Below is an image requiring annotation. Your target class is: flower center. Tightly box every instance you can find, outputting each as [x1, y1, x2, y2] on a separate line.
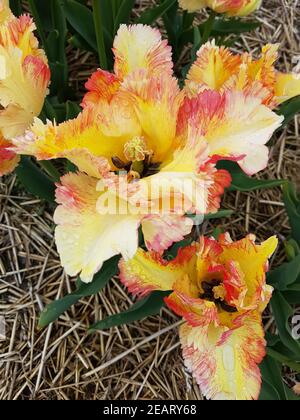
[111, 136, 160, 180]
[124, 136, 151, 163]
[199, 279, 237, 313]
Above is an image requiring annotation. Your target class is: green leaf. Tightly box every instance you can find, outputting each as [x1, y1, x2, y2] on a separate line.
[63, 0, 97, 50]
[204, 209, 234, 220]
[268, 255, 300, 291]
[217, 161, 286, 192]
[39, 256, 120, 328]
[283, 182, 300, 245]
[16, 157, 55, 202]
[277, 96, 300, 126]
[260, 356, 288, 400]
[212, 18, 260, 34]
[270, 291, 300, 356]
[267, 348, 300, 373]
[89, 291, 170, 332]
[138, 0, 177, 25]
[114, 0, 135, 33]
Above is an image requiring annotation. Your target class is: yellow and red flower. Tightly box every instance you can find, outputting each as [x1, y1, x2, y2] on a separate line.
[0, 0, 50, 176]
[119, 233, 278, 400]
[13, 25, 282, 282]
[179, 0, 261, 16]
[186, 41, 300, 108]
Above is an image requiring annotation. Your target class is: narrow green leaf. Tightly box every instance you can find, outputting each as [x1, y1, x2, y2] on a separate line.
[92, 0, 108, 69]
[260, 356, 287, 400]
[277, 96, 300, 126]
[16, 157, 55, 202]
[39, 256, 120, 328]
[204, 209, 234, 220]
[217, 161, 286, 192]
[114, 0, 135, 33]
[283, 182, 300, 245]
[267, 348, 300, 373]
[212, 18, 260, 34]
[270, 291, 300, 355]
[89, 291, 170, 332]
[63, 0, 97, 50]
[138, 0, 177, 25]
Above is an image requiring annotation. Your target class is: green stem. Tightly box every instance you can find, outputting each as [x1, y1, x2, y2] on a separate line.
[202, 11, 216, 44]
[39, 161, 61, 182]
[28, 0, 49, 55]
[92, 0, 108, 70]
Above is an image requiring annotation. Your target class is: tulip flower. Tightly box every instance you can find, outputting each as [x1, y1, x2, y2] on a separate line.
[0, 0, 50, 175]
[119, 233, 278, 400]
[179, 0, 261, 16]
[13, 25, 282, 283]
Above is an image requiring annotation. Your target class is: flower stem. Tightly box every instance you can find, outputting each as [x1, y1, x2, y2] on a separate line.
[92, 0, 108, 70]
[202, 11, 216, 44]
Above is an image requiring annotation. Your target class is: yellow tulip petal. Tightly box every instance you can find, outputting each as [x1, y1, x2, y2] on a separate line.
[179, 90, 283, 175]
[82, 69, 120, 108]
[180, 311, 266, 400]
[13, 99, 141, 176]
[275, 72, 300, 104]
[0, 15, 50, 138]
[0, 135, 19, 175]
[178, 0, 207, 13]
[218, 234, 278, 309]
[119, 244, 197, 298]
[54, 172, 141, 283]
[113, 24, 173, 80]
[0, 0, 12, 24]
[208, 0, 261, 16]
[186, 41, 242, 96]
[120, 69, 183, 162]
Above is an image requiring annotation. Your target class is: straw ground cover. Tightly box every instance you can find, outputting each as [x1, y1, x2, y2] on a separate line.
[0, 0, 299, 400]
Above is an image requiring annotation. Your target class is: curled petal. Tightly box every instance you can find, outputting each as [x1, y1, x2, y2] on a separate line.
[119, 244, 197, 298]
[218, 234, 278, 309]
[0, 14, 50, 138]
[82, 69, 120, 108]
[186, 41, 242, 96]
[142, 214, 194, 254]
[13, 100, 140, 176]
[0, 136, 19, 175]
[180, 310, 266, 400]
[179, 90, 283, 175]
[113, 24, 173, 80]
[54, 172, 141, 283]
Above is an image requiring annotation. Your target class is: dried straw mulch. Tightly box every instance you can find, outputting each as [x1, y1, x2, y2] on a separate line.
[0, 0, 299, 400]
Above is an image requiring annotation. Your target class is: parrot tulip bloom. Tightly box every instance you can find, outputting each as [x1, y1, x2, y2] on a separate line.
[0, 1, 50, 176]
[13, 25, 282, 282]
[119, 233, 278, 400]
[186, 41, 300, 108]
[13, 25, 233, 283]
[179, 0, 261, 16]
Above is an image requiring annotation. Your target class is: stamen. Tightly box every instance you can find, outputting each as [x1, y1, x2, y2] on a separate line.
[124, 136, 152, 162]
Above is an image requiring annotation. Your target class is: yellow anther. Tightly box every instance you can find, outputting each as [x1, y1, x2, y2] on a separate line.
[124, 136, 151, 162]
